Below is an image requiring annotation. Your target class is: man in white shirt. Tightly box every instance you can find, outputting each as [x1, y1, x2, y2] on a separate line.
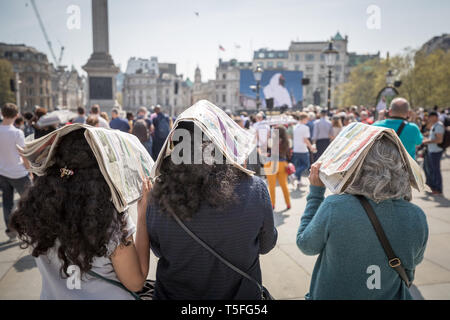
[90, 105, 110, 129]
[292, 112, 315, 187]
[0, 103, 32, 240]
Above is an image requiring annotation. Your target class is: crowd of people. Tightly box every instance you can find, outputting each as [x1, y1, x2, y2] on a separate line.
[0, 97, 448, 300]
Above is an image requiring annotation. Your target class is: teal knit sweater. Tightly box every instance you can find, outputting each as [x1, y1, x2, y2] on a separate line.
[297, 186, 428, 300]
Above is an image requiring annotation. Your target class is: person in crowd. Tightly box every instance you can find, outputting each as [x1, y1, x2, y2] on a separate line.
[110, 108, 131, 133]
[151, 105, 171, 159]
[254, 112, 271, 156]
[86, 115, 99, 127]
[359, 110, 374, 125]
[343, 113, 356, 127]
[422, 111, 444, 195]
[249, 114, 257, 129]
[240, 112, 250, 129]
[306, 112, 316, 138]
[23, 112, 35, 137]
[9, 129, 151, 299]
[373, 98, 423, 160]
[72, 107, 86, 124]
[264, 125, 291, 210]
[100, 112, 109, 123]
[233, 116, 245, 129]
[132, 119, 153, 160]
[135, 106, 153, 129]
[33, 107, 56, 139]
[126, 112, 134, 133]
[330, 115, 343, 141]
[14, 116, 24, 130]
[292, 113, 315, 189]
[297, 136, 428, 299]
[0, 103, 32, 241]
[147, 121, 277, 299]
[377, 109, 386, 122]
[90, 105, 110, 129]
[312, 109, 333, 162]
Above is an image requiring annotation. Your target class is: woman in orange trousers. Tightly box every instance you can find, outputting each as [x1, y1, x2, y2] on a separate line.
[264, 125, 291, 210]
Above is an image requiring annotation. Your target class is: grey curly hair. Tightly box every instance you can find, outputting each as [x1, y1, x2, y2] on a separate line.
[345, 136, 412, 202]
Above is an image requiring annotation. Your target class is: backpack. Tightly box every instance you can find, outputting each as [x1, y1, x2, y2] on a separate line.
[438, 126, 450, 150]
[154, 113, 170, 139]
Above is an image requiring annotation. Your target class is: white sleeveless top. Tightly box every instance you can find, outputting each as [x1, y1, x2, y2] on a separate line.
[35, 212, 136, 300]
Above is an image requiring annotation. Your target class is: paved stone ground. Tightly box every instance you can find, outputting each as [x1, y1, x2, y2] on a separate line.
[0, 156, 449, 300]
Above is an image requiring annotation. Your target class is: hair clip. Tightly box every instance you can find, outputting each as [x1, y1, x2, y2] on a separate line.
[60, 167, 74, 178]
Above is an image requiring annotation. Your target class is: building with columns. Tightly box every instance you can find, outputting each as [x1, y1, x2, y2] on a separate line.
[193, 32, 380, 112]
[122, 57, 192, 116]
[0, 43, 53, 112]
[193, 59, 252, 112]
[51, 66, 85, 110]
[250, 32, 379, 108]
[286, 32, 349, 107]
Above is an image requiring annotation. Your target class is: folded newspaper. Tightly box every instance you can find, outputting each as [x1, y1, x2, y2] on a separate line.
[19, 123, 154, 213]
[317, 122, 425, 194]
[151, 100, 257, 177]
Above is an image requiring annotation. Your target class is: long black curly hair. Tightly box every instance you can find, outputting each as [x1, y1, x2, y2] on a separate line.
[9, 129, 129, 278]
[151, 121, 248, 220]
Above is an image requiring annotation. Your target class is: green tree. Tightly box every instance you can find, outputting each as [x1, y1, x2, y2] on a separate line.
[0, 59, 16, 106]
[336, 49, 450, 109]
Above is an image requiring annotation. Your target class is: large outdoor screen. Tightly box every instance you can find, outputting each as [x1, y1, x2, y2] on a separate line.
[239, 70, 303, 109]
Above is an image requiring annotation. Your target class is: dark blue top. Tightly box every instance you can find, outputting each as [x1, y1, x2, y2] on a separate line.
[152, 113, 171, 141]
[146, 175, 277, 300]
[109, 117, 130, 133]
[134, 116, 152, 129]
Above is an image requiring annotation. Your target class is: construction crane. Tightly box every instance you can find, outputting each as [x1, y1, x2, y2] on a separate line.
[29, 0, 64, 67]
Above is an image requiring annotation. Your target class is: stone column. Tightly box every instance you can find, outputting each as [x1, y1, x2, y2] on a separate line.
[82, 0, 119, 115]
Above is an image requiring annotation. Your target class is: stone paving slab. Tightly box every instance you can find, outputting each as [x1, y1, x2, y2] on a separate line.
[416, 283, 450, 300]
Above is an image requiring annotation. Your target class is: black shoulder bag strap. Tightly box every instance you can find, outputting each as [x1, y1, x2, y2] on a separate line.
[396, 120, 408, 137]
[355, 195, 412, 288]
[170, 212, 273, 299]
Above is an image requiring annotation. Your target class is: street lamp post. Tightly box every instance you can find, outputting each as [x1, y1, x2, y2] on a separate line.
[253, 64, 263, 111]
[386, 69, 394, 87]
[323, 41, 338, 113]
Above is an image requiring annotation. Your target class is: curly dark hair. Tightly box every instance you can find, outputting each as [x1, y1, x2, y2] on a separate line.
[9, 129, 129, 278]
[151, 121, 248, 220]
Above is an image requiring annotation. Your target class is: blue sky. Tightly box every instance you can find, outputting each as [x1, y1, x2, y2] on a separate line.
[0, 0, 448, 80]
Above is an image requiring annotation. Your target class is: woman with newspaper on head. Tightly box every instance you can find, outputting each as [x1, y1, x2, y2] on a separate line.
[296, 126, 428, 299]
[146, 100, 277, 299]
[10, 129, 152, 299]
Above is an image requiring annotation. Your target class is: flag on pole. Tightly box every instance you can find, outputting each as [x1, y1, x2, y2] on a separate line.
[219, 45, 225, 51]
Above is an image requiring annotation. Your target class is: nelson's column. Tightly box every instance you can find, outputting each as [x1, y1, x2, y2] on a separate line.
[82, 0, 119, 114]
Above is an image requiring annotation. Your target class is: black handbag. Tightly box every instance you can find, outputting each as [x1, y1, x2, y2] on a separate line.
[170, 212, 274, 300]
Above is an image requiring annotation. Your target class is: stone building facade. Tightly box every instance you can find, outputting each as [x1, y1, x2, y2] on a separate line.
[0, 43, 53, 112]
[122, 57, 192, 116]
[51, 66, 85, 110]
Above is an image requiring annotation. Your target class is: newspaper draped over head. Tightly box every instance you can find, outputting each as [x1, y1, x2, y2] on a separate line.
[316, 122, 425, 194]
[18, 123, 154, 213]
[151, 100, 257, 177]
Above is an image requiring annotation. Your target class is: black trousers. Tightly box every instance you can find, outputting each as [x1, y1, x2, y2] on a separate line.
[314, 138, 331, 162]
